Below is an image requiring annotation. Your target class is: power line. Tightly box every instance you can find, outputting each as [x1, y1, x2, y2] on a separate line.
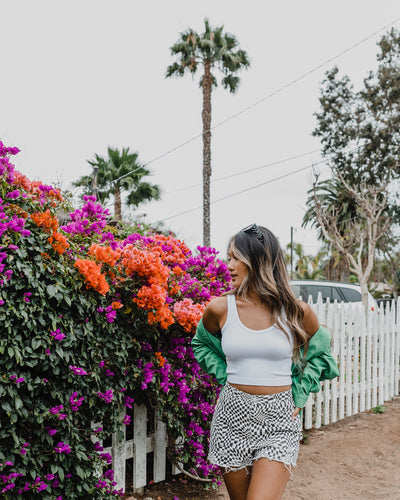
[151, 145, 365, 224]
[166, 148, 323, 194]
[152, 165, 313, 225]
[114, 15, 400, 185]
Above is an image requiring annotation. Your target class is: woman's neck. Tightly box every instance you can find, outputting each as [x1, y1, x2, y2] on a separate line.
[237, 289, 263, 305]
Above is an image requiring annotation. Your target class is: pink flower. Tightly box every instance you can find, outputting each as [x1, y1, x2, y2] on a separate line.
[54, 442, 71, 454]
[50, 329, 66, 341]
[124, 396, 134, 409]
[69, 365, 88, 376]
[97, 390, 113, 403]
[69, 391, 84, 411]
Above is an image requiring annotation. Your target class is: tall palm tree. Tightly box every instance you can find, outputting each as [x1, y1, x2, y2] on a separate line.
[166, 19, 250, 246]
[73, 147, 160, 220]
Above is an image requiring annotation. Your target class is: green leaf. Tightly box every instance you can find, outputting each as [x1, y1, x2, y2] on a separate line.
[58, 467, 64, 482]
[31, 338, 41, 350]
[47, 285, 58, 297]
[15, 397, 23, 410]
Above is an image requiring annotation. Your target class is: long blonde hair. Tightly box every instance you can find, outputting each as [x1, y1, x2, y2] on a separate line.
[228, 224, 309, 359]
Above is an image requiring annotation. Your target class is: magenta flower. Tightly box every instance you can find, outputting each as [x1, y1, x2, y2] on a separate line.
[23, 292, 31, 303]
[20, 443, 29, 455]
[49, 404, 66, 420]
[69, 391, 84, 411]
[99, 452, 112, 464]
[69, 365, 88, 376]
[54, 442, 71, 454]
[94, 441, 104, 452]
[122, 414, 131, 426]
[97, 390, 113, 403]
[49, 404, 64, 415]
[47, 428, 58, 436]
[50, 329, 66, 341]
[124, 396, 134, 409]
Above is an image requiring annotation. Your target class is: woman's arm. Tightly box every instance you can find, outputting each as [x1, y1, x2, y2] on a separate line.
[201, 296, 227, 335]
[292, 301, 320, 419]
[191, 297, 228, 385]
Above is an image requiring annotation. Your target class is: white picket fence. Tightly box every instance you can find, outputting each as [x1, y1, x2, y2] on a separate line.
[302, 297, 400, 429]
[102, 297, 400, 493]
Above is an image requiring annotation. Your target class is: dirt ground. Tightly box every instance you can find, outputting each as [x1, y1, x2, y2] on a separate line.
[125, 396, 400, 500]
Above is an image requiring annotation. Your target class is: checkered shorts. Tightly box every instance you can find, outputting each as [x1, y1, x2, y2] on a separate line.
[208, 383, 302, 472]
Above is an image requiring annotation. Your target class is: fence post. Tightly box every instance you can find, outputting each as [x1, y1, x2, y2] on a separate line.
[153, 417, 167, 482]
[112, 411, 127, 492]
[378, 302, 385, 406]
[133, 404, 147, 492]
[396, 298, 400, 396]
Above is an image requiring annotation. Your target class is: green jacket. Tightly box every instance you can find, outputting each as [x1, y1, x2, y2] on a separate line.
[191, 319, 339, 408]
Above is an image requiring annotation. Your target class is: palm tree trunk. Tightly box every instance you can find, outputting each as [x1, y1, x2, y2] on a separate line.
[114, 185, 122, 220]
[202, 61, 212, 247]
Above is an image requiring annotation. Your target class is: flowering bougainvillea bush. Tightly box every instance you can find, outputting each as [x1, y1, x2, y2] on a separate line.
[0, 142, 231, 499]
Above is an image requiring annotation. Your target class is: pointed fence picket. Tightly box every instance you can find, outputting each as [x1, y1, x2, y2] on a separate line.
[98, 296, 400, 493]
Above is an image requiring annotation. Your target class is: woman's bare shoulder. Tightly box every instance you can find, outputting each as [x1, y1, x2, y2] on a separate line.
[298, 300, 319, 337]
[202, 296, 228, 334]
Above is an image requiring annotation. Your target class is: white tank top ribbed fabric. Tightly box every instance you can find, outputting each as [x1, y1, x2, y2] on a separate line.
[221, 294, 294, 386]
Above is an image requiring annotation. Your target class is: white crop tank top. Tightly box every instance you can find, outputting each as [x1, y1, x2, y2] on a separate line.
[221, 294, 294, 386]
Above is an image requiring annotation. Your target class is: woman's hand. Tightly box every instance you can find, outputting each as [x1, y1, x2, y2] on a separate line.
[292, 407, 301, 420]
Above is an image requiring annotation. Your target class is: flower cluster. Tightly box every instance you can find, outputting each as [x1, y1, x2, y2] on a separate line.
[31, 209, 69, 255]
[61, 196, 110, 236]
[0, 141, 233, 498]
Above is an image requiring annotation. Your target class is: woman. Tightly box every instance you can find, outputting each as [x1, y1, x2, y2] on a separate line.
[192, 224, 339, 500]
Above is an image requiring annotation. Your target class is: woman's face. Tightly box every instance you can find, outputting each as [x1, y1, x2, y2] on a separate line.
[227, 243, 248, 289]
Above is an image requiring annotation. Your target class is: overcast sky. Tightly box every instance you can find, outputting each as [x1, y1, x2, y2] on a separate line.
[2, 1, 400, 258]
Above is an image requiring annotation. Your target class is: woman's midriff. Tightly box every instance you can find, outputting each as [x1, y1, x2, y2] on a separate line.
[230, 383, 291, 395]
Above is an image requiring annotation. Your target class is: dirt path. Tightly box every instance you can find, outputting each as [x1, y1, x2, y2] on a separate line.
[281, 396, 400, 500]
[128, 397, 400, 500]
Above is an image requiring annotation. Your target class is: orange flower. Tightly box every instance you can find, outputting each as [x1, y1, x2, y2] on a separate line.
[111, 301, 123, 310]
[147, 306, 174, 329]
[155, 351, 166, 367]
[48, 232, 69, 255]
[133, 284, 167, 310]
[31, 210, 58, 234]
[173, 298, 205, 333]
[121, 245, 169, 287]
[172, 266, 185, 276]
[13, 171, 32, 191]
[89, 244, 121, 267]
[74, 259, 109, 295]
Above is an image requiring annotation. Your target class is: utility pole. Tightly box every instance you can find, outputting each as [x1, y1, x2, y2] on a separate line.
[290, 226, 294, 279]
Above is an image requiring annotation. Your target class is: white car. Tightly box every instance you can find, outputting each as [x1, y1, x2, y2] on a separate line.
[290, 280, 378, 312]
